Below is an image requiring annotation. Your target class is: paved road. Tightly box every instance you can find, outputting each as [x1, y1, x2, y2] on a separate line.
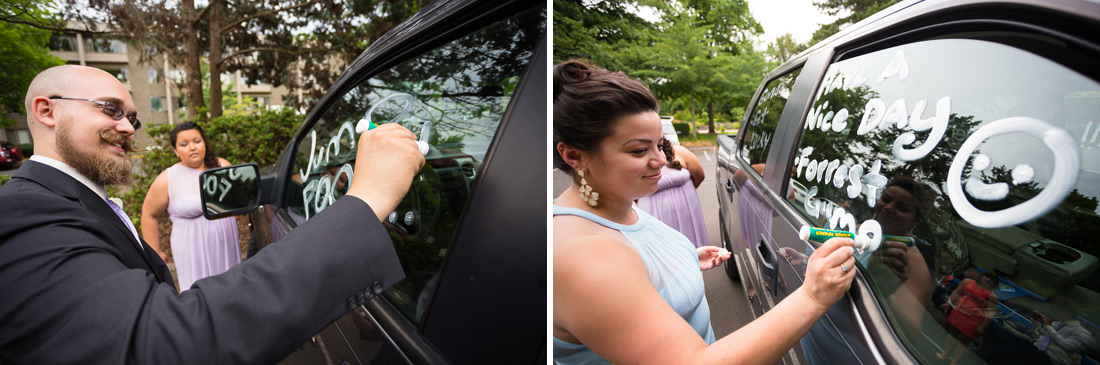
[551, 145, 752, 338]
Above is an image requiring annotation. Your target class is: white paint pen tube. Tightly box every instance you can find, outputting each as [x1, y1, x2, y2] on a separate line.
[799, 225, 878, 253]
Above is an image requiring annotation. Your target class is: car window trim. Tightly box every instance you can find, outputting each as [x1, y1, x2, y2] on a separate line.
[766, 51, 832, 199]
[735, 62, 806, 183]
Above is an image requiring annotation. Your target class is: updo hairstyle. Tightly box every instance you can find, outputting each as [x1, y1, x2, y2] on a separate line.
[553, 59, 659, 174]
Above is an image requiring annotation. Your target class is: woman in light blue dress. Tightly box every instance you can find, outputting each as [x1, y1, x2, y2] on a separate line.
[552, 59, 858, 364]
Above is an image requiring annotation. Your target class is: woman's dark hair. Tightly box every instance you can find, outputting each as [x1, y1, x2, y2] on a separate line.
[978, 271, 1000, 286]
[659, 138, 682, 170]
[169, 122, 218, 168]
[885, 175, 934, 221]
[553, 59, 659, 174]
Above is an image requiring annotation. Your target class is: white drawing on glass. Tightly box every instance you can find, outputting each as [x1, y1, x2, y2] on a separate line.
[1012, 164, 1035, 185]
[832, 109, 849, 132]
[947, 117, 1081, 228]
[891, 97, 951, 161]
[876, 50, 909, 84]
[862, 159, 887, 207]
[832, 164, 849, 189]
[857, 98, 886, 135]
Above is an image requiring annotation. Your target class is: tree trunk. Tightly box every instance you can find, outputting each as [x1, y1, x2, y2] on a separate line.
[690, 96, 697, 138]
[208, 1, 223, 118]
[707, 101, 716, 135]
[182, 0, 204, 121]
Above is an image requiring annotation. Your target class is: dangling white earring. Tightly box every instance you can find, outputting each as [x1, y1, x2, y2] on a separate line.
[578, 170, 599, 207]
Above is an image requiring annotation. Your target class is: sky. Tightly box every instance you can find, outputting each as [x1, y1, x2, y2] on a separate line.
[748, 0, 843, 49]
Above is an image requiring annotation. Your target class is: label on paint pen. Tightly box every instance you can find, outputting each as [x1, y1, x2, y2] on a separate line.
[799, 225, 878, 253]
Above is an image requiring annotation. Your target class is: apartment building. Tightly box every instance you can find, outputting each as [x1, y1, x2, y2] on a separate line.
[1, 29, 291, 148]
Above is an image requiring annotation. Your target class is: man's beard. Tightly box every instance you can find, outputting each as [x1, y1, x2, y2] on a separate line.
[56, 118, 135, 186]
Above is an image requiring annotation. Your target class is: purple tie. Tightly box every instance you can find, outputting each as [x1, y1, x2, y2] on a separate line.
[106, 199, 144, 251]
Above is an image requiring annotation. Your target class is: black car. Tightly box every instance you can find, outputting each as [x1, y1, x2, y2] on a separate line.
[201, 0, 546, 363]
[718, 0, 1100, 364]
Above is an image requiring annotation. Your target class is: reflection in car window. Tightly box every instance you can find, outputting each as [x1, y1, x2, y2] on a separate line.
[740, 68, 801, 175]
[787, 36, 1100, 364]
[284, 8, 544, 325]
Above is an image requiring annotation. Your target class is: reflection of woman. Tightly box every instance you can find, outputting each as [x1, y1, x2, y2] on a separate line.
[636, 138, 709, 247]
[552, 59, 857, 364]
[141, 122, 238, 292]
[873, 177, 933, 298]
[938, 272, 1000, 364]
[869, 176, 935, 333]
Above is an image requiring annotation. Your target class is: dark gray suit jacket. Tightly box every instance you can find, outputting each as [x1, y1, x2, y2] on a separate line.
[0, 161, 405, 364]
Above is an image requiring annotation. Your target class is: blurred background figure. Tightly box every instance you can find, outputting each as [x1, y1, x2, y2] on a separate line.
[141, 122, 239, 292]
[636, 138, 709, 248]
[1031, 302, 1097, 365]
[938, 271, 1000, 365]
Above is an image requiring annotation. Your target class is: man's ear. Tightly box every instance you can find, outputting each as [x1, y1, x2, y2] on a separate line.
[556, 142, 587, 173]
[31, 96, 58, 128]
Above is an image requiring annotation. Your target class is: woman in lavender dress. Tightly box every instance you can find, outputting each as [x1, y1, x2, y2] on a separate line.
[636, 138, 710, 247]
[141, 122, 239, 292]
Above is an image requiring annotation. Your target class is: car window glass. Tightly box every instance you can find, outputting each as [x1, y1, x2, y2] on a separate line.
[283, 7, 544, 325]
[786, 36, 1100, 364]
[739, 68, 801, 176]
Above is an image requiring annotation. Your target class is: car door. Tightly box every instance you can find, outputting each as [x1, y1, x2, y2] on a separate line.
[244, 0, 546, 363]
[771, 1, 1100, 364]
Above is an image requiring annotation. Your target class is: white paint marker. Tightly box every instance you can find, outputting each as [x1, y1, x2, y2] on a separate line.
[799, 225, 878, 254]
[356, 118, 431, 156]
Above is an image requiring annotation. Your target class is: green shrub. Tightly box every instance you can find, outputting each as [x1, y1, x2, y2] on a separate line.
[0, 175, 9, 187]
[17, 143, 32, 158]
[672, 122, 691, 137]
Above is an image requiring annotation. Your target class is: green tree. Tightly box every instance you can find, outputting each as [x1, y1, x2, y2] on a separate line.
[552, 0, 654, 71]
[639, 0, 763, 135]
[55, 0, 424, 120]
[0, 1, 65, 126]
[809, 0, 900, 46]
[553, 0, 767, 133]
[766, 33, 808, 64]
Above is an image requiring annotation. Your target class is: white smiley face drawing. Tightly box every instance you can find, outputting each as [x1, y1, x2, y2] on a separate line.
[946, 116, 1081, 228]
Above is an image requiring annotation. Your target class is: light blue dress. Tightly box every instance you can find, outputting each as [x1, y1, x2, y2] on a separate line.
[553, 205, 716, 364]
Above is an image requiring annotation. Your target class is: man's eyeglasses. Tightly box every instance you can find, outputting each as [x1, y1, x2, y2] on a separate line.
[48, 96, 141, 131]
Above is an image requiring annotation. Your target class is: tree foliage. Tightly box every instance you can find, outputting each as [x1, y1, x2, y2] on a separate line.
[809, 0, 900, 46]
[0, 1, 65, 126]
[766, 33, 808, 64]
[55, 0, 425, 119]
[553, 0, 764, 133]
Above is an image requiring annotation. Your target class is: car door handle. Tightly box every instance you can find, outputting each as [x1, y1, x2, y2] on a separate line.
[725, 179, 734, 193]
[756, 234, 776, 279]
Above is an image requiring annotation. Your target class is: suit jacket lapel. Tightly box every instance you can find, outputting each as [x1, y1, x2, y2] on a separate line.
[83, 194, 166, 282]
[14, 161, 169, 283]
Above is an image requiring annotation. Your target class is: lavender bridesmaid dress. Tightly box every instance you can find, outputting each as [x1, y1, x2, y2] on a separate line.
[636, 166, 710, 248]
[166, 163, 241, 291]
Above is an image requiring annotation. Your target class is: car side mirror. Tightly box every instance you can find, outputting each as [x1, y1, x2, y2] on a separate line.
[200, 163, 260, 220]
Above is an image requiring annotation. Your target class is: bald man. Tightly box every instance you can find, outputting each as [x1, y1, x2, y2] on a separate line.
[0, 65, 425, 363]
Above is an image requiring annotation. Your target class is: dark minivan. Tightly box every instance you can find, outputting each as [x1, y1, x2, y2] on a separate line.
[718, 0, 1100, 364]
[200, 0, 546, 363]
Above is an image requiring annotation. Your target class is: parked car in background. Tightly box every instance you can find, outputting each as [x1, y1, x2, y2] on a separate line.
[0, 142, 23, 170]
[660, 115, 680, 145]
[717, 0, 1100, 363]
[198, 0, 546, 363]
